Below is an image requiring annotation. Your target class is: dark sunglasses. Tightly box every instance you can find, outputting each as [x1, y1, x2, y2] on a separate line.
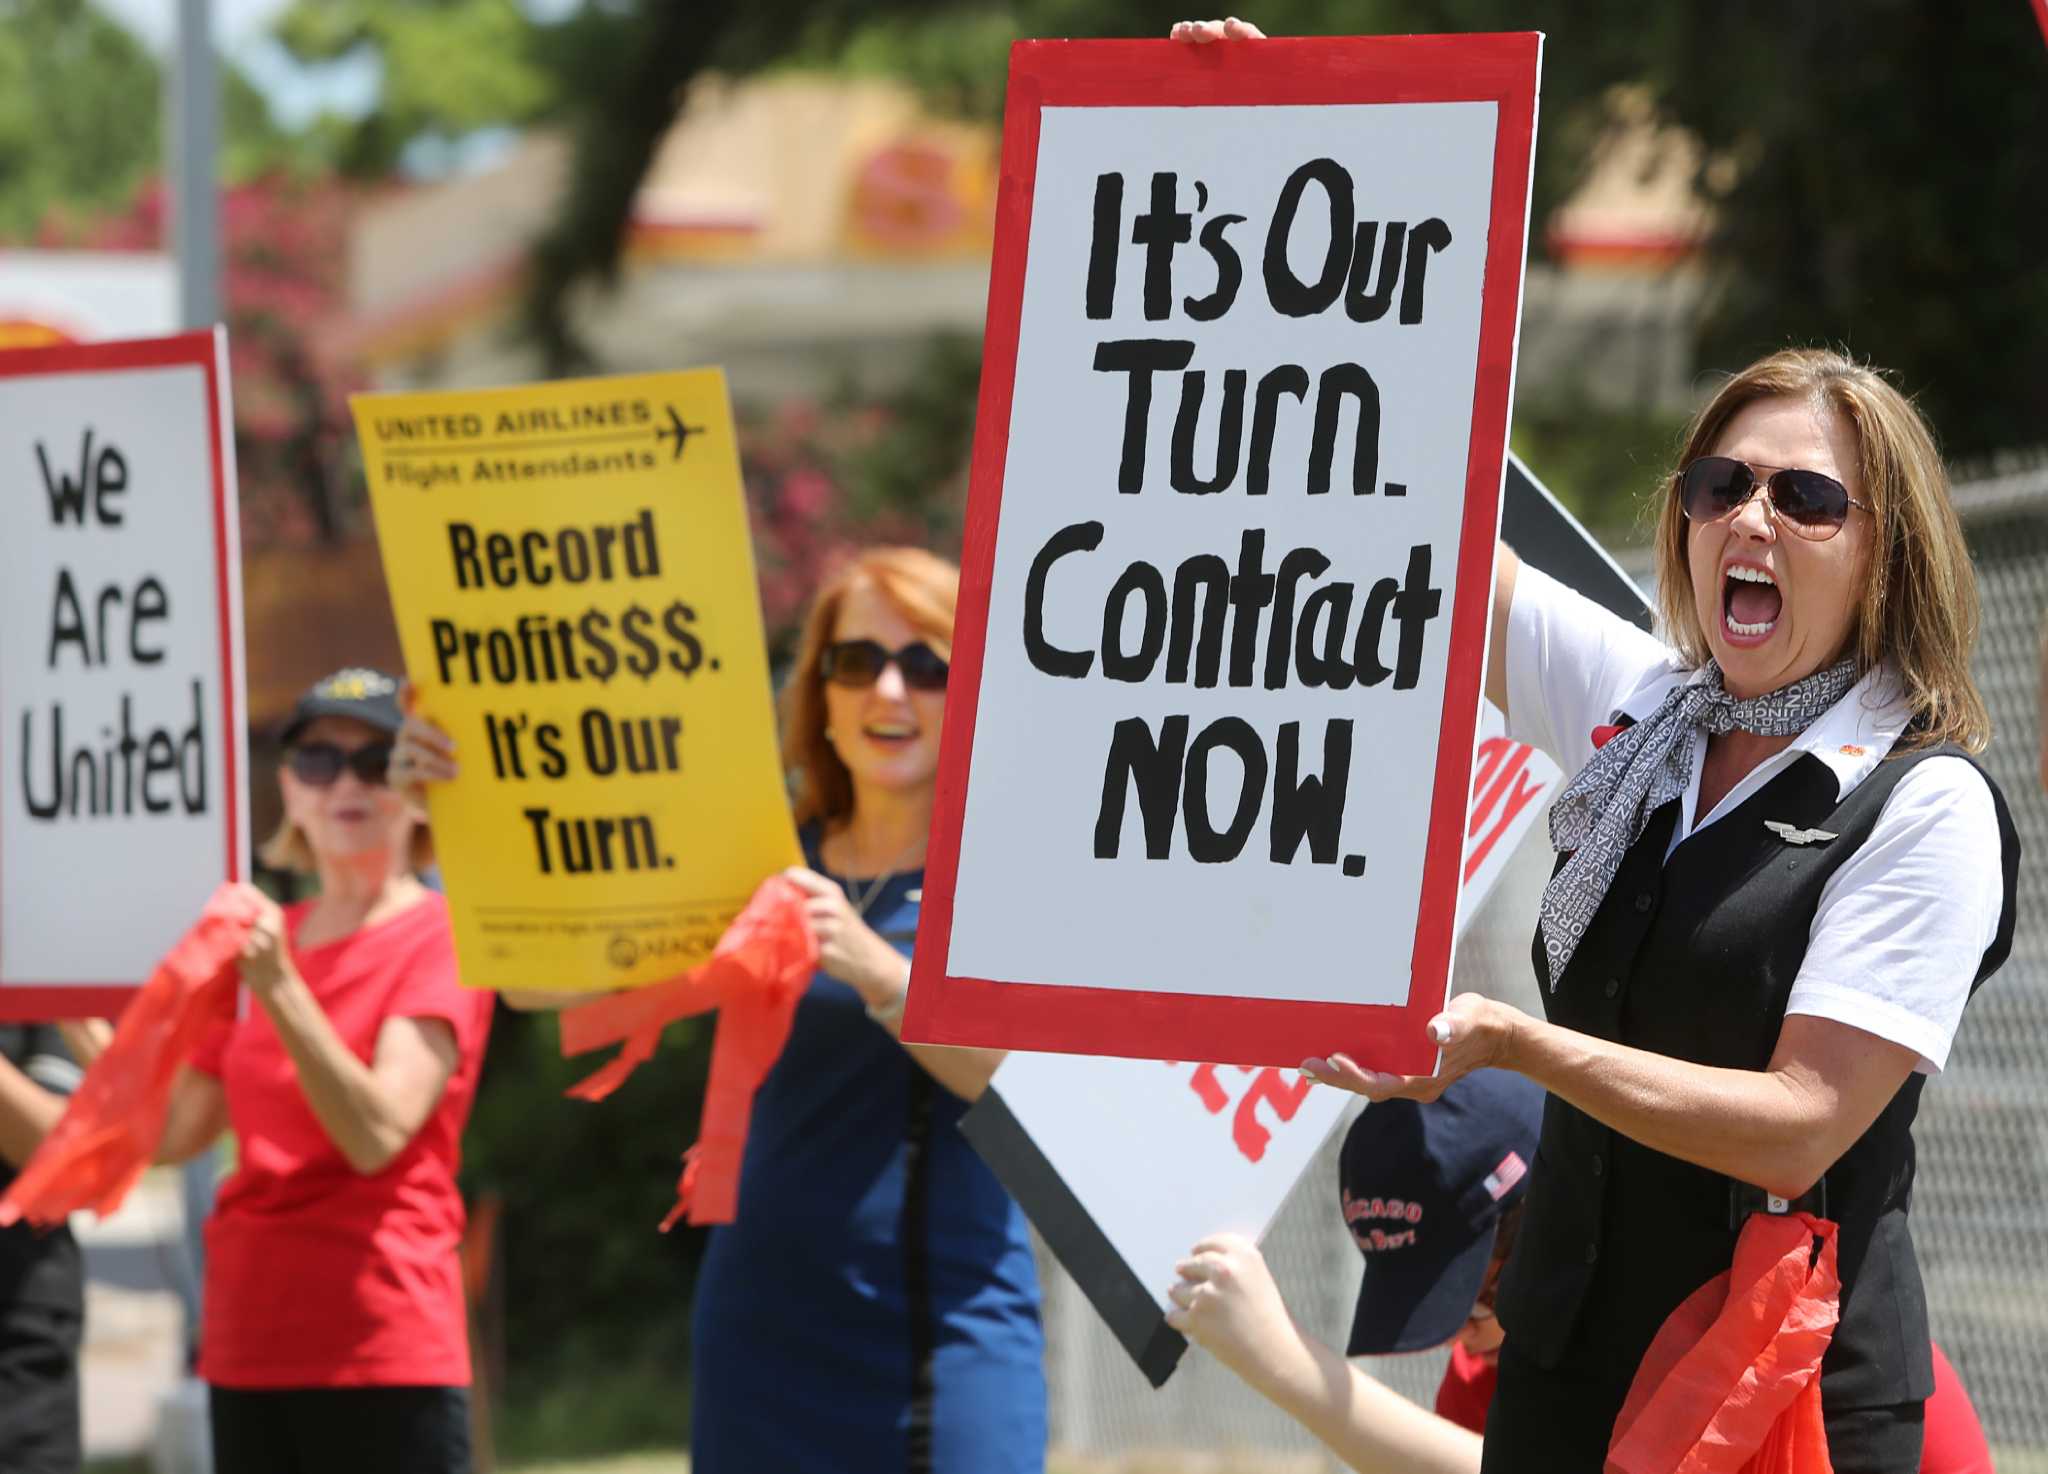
[286, 740, 394, 788]
[1677, 456, 1871, 541]
[820, 639, 949, 692]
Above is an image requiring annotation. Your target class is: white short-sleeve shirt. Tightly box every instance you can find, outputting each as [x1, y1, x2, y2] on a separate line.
[1505, 563, 2003, 1072]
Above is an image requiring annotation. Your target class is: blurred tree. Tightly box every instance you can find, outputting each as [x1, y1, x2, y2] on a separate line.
[269, 0, 559, 176]
[0, 0, 161, 236]
[0, 0, 333, 237]
[1371, 0, 2048, 464]
[289, 0, 2023, 458]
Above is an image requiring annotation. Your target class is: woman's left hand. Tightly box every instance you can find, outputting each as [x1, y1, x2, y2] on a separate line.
[232, 884, 297, 999]
[1301, 992, 1530, 1100]
[782, 867, 910, 1006]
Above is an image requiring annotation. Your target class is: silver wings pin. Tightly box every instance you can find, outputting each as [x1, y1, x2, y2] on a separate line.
[1764, 820, 1839, 846]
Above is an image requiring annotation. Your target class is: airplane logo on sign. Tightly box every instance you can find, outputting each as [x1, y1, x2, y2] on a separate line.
[656, 404, 706, 461]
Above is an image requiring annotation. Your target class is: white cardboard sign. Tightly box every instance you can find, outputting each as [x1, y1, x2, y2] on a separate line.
[0, 331, 247, 1019]
[907, 35, 1543, 1072]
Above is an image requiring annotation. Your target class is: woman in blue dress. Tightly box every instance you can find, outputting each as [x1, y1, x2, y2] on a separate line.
[394, 545, 1045, 1470]
[687, 545, 1045, 1474]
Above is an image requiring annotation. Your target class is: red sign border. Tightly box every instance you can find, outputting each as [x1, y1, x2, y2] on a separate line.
[0, 328, 247, 1020]
[904, 34, 1542, 1070]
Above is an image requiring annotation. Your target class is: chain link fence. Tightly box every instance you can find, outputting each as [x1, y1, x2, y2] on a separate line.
[1037, 458, 2048, 1471]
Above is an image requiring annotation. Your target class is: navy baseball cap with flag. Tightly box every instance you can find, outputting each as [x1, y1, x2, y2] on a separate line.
[1339, 1069, 1544, 1356]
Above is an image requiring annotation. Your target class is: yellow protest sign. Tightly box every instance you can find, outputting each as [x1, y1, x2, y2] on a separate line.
[354, 368, 800, 992]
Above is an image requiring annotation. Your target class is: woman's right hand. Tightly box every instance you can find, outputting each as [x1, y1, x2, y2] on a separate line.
[1169, 17, 1267, 42]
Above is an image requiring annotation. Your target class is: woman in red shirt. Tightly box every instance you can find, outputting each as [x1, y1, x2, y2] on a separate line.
[154, 669, 495, 1474]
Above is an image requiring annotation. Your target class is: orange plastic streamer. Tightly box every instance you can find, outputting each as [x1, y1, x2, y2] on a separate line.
[1606, 1212, 1840, 1474]
[557, 875, 816, 1229]
[0, 883, 263, 1229]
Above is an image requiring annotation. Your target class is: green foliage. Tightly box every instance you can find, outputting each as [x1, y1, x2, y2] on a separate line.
[270, 0, 558, 176]
[0, 0, 346, 240]
[459, 1003, 713, 1458]
[772, 9, 1018, 118]
[833, 333, 984, 535]
[492, 1359, 690, 1465]
[0, 0, 160, 237]
[222, 65, 303, 182]
[1373, 0, 2048, 460]
[1657, 2, 2048, 460]
[1509, 399, 1691, 543]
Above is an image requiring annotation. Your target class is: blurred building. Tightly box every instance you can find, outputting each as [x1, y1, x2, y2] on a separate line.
[342, 73, 998, 404]
[1523, 87, 1713, 414]
[340, 73, 1711, 415]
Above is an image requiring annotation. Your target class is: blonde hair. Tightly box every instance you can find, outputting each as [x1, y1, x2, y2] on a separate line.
[1652, 348, 1989, 752]
[782, 547, 959, 829]
[259, 814, 434, 875]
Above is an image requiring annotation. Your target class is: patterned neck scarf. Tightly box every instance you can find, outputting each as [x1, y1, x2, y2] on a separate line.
[1538, 658, 1858, 990]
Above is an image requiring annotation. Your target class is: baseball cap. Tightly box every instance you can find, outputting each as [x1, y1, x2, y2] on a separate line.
[1339, 1069, 1544, 1356]
[279, 668, 404, 746]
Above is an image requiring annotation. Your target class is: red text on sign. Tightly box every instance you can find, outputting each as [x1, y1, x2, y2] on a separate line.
[1169, 1062, 1315, 1164]
[1464, 736, 1546, 885]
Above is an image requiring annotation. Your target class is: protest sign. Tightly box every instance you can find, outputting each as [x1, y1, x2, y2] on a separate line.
[905, 34, 1543, 1070]
[962, 453, 1645, 1384]
[0, 330, 247, 1021]
[355, 369, 800, 993]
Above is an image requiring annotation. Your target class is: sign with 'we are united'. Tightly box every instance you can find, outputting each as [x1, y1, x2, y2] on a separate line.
[0, 330, 247, 1020]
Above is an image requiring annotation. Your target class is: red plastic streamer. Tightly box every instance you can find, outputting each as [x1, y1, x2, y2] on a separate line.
[557, 875, 817, 1229]
[1607, 1212, 1840, 1474]
[0, 884, 263, 1229]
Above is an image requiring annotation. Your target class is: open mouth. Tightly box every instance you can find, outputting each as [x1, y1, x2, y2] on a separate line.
[1722, 564, 1782, 642]
[861, 723, 920, 748]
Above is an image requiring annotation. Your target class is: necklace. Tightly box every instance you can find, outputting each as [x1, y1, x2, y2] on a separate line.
[836, 830, 922, 917]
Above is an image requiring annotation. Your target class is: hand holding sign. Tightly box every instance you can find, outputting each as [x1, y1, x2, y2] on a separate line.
[231, 887, 296, 1000]
[780, 866, 913, 1013]
[1166, 18, 1267, 42]
[1165, 1232, 1300, 1387]
[1300, 990, 1531, 1102]
[389, 688, 459, 800]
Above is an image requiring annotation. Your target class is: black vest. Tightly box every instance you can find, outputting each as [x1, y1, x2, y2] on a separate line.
[1494, 744, 2018, 1410]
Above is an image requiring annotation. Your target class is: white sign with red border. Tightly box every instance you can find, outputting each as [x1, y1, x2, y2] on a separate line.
[906, 35, 1543, 1072]
[0, 330, 247, 1020]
